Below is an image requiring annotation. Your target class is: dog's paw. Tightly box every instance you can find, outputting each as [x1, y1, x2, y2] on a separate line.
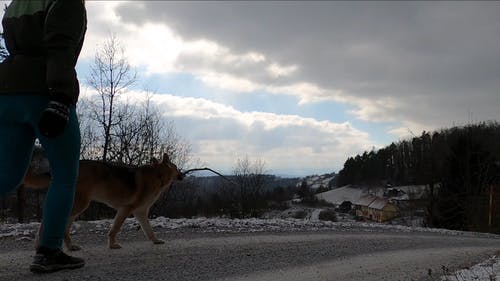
[109, 243, 122, 249]
[153, 239, 165, 245]
[69, 244, 82, 251]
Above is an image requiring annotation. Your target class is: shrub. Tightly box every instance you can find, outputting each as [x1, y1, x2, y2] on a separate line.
[318, 208, 337, 222]
[291, 210, 308, 219]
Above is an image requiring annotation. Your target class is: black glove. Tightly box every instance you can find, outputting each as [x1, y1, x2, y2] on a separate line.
[38, 95, 71, 138]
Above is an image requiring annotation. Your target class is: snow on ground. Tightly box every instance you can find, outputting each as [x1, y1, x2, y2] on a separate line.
[2, 216, 499, 239]
[316, 186, 364, 205]
[1, 217, 499, 280]
[440, 255, 500, 281]
[0, 221, 40, 239]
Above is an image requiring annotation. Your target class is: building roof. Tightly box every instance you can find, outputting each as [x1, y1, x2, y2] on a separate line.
[368, 197, 390, 210]
[315, 184, 429, 208]
[354, 194, 377, 207]
[392, 185, 429, 200]
[315, 185, 364, 205]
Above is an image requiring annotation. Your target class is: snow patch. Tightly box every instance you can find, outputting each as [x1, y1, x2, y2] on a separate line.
[440, 255, 500, 281]
[2, 218, 499, 238]
[0, 222, 40, 238]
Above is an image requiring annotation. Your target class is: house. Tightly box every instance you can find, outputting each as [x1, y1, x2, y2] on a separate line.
[354, 195, 399, 222]
[354, 195, 376, 219]
[315, 185, 405, 222]
[387, 185, 432, 219]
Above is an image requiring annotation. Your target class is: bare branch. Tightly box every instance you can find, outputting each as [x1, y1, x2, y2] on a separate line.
[183, 168, 238, 186]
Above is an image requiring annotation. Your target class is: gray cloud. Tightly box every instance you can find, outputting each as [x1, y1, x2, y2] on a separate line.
[116, 1, 500, 130]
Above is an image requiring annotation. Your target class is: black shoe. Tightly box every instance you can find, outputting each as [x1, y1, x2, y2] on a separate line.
[30, 247, 85, 274]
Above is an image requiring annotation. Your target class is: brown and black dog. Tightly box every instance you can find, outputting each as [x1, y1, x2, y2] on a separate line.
[24, 154, 183, 251]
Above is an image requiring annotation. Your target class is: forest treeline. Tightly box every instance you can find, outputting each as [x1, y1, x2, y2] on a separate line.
[337, 121, 500, 233]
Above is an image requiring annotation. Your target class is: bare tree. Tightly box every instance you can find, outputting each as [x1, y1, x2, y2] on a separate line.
[86, 34, 137, 162]
[232, 156, 268, 217]
[0, 6, 7, 61]
[83, 35, 192, 167]
[108, 94, 192, 167]
[0, 33, 9, 62]
[77, 98, 100, 160]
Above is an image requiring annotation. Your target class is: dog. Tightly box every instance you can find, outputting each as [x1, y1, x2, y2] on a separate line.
[24, 153, 184, 251]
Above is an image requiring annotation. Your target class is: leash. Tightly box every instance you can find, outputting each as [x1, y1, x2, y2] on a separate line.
[182, 168, 239, 186]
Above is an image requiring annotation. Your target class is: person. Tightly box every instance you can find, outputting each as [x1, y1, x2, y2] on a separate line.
[0, 0, 87, 274]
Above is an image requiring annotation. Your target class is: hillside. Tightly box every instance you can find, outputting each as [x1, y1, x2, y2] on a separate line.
[297, 173, 337, 190]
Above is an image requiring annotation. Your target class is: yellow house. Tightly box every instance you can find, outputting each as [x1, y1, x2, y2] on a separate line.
[355, 195, 399, 222]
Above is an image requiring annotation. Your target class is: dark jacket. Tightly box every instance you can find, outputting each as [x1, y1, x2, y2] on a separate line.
[0, 0, 87, 104]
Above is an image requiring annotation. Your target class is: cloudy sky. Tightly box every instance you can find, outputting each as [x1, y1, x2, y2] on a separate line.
[2, 1, 500, 176]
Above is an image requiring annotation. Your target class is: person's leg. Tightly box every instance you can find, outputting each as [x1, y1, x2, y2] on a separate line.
[0, 95, 83, 273]
[0, 96, 37, 196]
[30, 102, 84, 273]
[36, 105, 81, 249]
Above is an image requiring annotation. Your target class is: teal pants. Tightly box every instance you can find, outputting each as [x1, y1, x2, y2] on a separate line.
[0, 95, 80, 249]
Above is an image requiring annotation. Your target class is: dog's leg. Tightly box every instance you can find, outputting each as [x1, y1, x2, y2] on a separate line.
[64, 197, 90, 251]
[35, 222, 43, 251]
[64, 215, 81, 251]
[108, 207, 132, 249]
[133, 208, 164, 245]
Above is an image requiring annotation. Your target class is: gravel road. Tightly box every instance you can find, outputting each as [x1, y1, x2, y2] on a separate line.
[1, 225, 499, 281]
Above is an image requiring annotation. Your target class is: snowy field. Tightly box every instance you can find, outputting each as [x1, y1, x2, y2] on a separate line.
[1, 217, 499, 280]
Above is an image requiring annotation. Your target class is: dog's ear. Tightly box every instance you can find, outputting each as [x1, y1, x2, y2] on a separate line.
[151, 157, 160, 165]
